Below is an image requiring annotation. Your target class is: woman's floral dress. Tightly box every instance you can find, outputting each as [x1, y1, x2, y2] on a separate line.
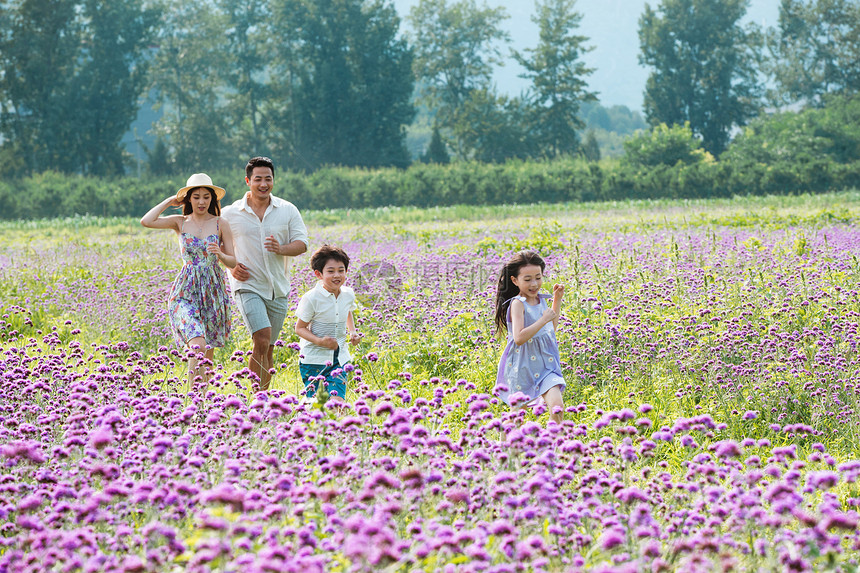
[167, 221, 231, 348]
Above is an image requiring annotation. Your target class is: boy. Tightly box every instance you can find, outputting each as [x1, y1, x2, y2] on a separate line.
[295, 245, 361, 402]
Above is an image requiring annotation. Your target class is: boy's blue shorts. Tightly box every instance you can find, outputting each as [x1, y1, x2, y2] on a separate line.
[300, 349, 348, 400]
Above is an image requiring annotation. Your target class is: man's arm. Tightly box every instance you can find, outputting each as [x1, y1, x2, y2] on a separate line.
[287, 204, 309, 254]
[263, 204, 309, 256]
[280, 240, 307, 256]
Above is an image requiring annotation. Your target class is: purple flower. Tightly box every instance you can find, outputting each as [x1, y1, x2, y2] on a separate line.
[88, 428, 113, 449]
[713, 440, 742, 459]
[808, 471, 839, 490]
[599, 528, 626, 550]
[616, 487, 649, 503]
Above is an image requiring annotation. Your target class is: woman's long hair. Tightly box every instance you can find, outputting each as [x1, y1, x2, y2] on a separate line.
[182, 187, 221, 216]
[493, 250, 545, 333]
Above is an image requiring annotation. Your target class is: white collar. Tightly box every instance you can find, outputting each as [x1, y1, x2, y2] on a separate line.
[239, 192, 281, 213]
[314, 281, 339, 298]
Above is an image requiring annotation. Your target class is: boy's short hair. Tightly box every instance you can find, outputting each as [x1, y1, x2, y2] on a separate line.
[311, 245, 350, 273]
[246, 156, 275, 178]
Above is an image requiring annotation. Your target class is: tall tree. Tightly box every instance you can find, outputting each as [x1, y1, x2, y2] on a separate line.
[408, 0, 510, 157]
[272, 0, 415, 169]
[0, 0, 158, 175]
[0, 0, 78, 175]
[147, 2, 234, 172]
[581, 129, 600, 162]
[217, 0, 275, 157]
[514, 0, 596, 157]
[421, 123, 451, 164]
[453, 89, 532, 162]
[766, 0, 860, 107]
[638, 0, 763, 155]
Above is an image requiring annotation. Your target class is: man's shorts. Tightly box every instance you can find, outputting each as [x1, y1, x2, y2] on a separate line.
[300, 349, 348, 401]
[234, 290, 289, 342]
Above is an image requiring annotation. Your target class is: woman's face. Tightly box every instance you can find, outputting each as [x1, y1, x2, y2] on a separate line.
[189, 188, 212, 214]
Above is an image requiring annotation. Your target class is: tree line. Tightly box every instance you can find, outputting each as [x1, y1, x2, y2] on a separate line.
[1, 0, 860, 179]
[2, 86, 859, 220]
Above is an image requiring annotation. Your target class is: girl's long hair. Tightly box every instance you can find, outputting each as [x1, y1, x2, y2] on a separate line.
[493, 250, 546, 333]
[182, 187, 221, 216]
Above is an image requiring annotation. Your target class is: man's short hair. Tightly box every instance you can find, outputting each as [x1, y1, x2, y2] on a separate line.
[246, 156, 275, 178]
[311, 245, 350, 273]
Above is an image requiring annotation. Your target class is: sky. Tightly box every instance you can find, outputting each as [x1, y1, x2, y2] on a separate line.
[392, 0, 781, 111]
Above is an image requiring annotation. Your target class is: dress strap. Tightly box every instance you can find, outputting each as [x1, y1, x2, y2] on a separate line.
[501, 295, 524, 309]
[504, 295, 526, 320]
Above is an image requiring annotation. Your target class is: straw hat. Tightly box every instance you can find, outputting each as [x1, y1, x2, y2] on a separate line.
[176, 173, 226, 202]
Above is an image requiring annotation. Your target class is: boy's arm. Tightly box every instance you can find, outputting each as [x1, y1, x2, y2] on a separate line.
[347, 311, 361, 345]
[295, 318, 338, 350]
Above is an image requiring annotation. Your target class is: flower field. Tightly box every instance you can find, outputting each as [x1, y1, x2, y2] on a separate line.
[3, 193, 860, 572]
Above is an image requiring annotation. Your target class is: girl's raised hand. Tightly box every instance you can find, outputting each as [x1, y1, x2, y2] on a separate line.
[206, 242, 223, 256]
[553, 283, 565, 300]
[541, 307, 557, 323]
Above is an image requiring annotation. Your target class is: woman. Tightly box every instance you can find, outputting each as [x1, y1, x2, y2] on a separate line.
[141, 173, 236, 385]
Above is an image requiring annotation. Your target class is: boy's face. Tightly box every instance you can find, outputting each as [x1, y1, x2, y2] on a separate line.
[315, 258, 348, 293]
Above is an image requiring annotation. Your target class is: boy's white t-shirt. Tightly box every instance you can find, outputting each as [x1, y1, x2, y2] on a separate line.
[296, 282, 356, 366]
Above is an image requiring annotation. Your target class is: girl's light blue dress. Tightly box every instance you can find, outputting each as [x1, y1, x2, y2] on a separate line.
[495, 295, 565, 406]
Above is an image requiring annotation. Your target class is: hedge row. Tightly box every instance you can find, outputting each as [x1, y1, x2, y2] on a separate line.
[2, 157, 860, 220]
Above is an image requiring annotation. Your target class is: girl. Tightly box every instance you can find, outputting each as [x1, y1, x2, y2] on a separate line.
[494, 250, 565, 424]
[141, 173, 236, 385]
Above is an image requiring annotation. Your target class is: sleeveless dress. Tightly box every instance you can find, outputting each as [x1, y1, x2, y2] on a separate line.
[166, 219, 231, 348]
[495, 294, 565, 406]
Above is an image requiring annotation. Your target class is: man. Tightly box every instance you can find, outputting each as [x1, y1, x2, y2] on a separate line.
[222, 156, 308, 391]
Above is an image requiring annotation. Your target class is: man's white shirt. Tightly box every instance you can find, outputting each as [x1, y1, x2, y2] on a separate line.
[222, 193, 309, 299]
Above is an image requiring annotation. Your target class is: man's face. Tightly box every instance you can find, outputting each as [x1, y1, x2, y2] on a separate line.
[246, 166, 274, 202]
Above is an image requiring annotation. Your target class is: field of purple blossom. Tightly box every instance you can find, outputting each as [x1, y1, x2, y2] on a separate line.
[3, 193, 860, 571]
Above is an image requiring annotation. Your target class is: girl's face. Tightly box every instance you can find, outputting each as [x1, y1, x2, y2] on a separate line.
[511, 264, 543, 298]
[189, 188, 212, 214]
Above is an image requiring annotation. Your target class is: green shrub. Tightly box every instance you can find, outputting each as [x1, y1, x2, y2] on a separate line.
[0, 150, 856, 221]
[622, 123, 713, 168]
[724, 94, 860, 167]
